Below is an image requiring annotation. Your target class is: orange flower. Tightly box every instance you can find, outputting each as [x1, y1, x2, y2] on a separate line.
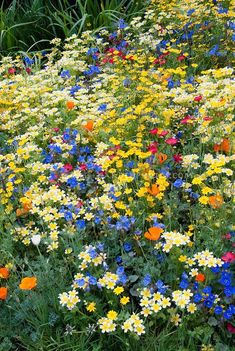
[157, 153, 168, 164]
[83, 120, 94, 132]
[195, 273, 205, 282]
[0, 267, 10, 279]
[213, 138, 230, 153]
[19, 277, 37, 290]
[0, 287, 8, 300]
[66, 101, 75, 110]
[147, 184, 160, 196]
[144, 227, 163, 241]
[208, 194, 224, 209]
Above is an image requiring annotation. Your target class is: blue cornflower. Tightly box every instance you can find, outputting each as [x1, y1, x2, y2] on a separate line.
[193, 293, 202, 303]
[142, 274, 151, 287]
[224, 310, 233, 320]
[76, 219, 86, 230]
[98, 104, 107, 112]
[67, 177, 78, 188]
[173, 179, 184, 188]
[64, 211, 73, 221]
[88, 276, 97, 285]
[115, 256, 122, 264]
[60, 70, 71, 78]
[76, 278, 85, 287]
[180, 280, 189, 289]
[116, 266, 125, 276]
[214, 306, 223, 315]
[123, 242, 132, 252]
[155, 280, 167, 294]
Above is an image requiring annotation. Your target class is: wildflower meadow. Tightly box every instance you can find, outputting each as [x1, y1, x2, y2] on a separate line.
[0, 0, 234, 350]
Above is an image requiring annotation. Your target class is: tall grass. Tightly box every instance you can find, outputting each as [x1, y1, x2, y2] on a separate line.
[0, 0, 146, 55]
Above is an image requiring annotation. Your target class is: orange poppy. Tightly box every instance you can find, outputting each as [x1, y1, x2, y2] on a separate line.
[19, 277, 37, 290]
[208, 194, 224, 209]
[0, 287, 8, 300]
[0, 267, 10, 279]
[213, 138, 230, 153]
[147, 184, 160, 196]
[195, 273, 205, 282]
[83, 120, 94, 132]
[144, 227, 163, 241]
[66, 101, 75, 110]
[157, 153, 168, 164]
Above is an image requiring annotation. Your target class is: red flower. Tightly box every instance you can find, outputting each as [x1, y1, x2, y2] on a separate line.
[173, 154, 183, 163]
[8, 68, 15, 74]
[221, 252, 235, 263]
[177, 55, 186, 61]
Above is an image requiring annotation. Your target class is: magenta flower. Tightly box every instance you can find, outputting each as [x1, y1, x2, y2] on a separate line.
[165, 138, 178, 145]
[221, 252, 235, 263]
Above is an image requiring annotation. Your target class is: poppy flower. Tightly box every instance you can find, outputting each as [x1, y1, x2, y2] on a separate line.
[0, 287, 8, 300]
[157, 153, 168, 164]
[19, 277, 37, 290]
[0, 267, 10, 279]
[213, 138, 230, 153]
[66, 101, 75, 110]
[227, 323, 235, 334]
[195, 273, 205, 282]
[144, 227, 163, 241]
[147, 184, 160, 196]
[83, 120, 94, 132]
[208, 194, 224, 208]
[221, 252, 235, 263]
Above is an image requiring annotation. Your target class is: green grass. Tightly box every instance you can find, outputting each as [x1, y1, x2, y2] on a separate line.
[0, 0, 146, 55]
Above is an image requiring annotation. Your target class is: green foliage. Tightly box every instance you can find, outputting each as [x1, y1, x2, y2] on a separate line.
[0, 0, 146, 55]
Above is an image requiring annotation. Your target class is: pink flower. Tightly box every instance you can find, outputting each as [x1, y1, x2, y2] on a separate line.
[148, 142, 158, 154]
[149, 128, 158, 135]
[8, 68, 15, 74]
[227, 323, 235, 334]
[203, 117, 213, 121]
[165, 138, 178, 145]
[194, 95, 202, 102]
[53, 127, 60, 132]
[80, 164, 87, 171]
[180, 115, 194, 124]
[221, 252, 235, 263]
[63, 164, 73, 172]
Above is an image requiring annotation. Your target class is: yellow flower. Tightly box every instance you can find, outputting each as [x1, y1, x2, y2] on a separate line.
[120, 296, 130, 305]
[114, 286, 124, 295]
[86, 302, 96, 312]
[107, 310, 118, 320]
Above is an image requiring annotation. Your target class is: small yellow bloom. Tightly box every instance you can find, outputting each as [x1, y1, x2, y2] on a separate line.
[120, 296, 130, 305]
